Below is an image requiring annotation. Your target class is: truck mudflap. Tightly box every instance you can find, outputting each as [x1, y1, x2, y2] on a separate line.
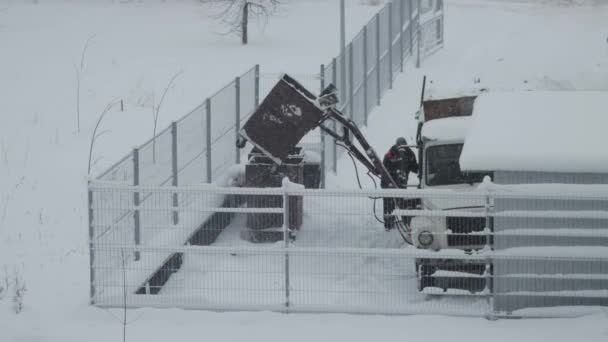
[416, 258, 492, 294]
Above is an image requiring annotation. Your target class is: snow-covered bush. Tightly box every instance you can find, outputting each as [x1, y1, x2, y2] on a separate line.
[0, 266, 26, 314]
[12, 275, 26, 314]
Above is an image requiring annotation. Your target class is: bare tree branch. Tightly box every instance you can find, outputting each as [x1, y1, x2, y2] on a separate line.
[152, 70, 183, 163]
[202, 0, 282, 44]
[88, 101, 118, 175]
[81, 34, 96, 71]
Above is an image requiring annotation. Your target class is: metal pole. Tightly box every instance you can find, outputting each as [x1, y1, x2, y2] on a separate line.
[340, 0, 345, 53]
[254, 64, 260, 107]
[171, 122, 179, 225]
[133, 148, 141, 261]
[88, 184, 95, 304]
[320, 64, 326, 189]
[282, 185, 291, 311]
[340, 0, 346, 116]
[363, 25, 368, 126]
[205, 98, 212, 183]
[484, 192, 494, 319]
[388, 1, 393, 90]
[235, 77, 241, 164]
[416, 0, 421, 68]
[375, 13, 381, 106]
[332, 58, 338, 174]
[409, 0, 414, 57]
[348, 43, 354, 121]
[440, 1, 445, 45]
[484, 193, 492, 250]
[400, 0, 405, 72]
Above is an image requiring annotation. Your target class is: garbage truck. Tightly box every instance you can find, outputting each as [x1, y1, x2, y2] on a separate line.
[238, 74, 492, 292]
[409, 84, 494, 293]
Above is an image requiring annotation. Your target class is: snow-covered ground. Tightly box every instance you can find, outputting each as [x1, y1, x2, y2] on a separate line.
[2, 0, 608, 341]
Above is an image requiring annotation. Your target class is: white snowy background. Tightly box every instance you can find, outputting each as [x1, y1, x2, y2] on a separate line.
[1, 0, 608, 341]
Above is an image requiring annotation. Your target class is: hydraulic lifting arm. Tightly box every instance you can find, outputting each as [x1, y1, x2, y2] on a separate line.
[317, 107, 400, 189]
[237, 73, 399, 189]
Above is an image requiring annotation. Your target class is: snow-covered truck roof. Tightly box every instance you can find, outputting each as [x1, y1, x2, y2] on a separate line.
[460, 91, 608, 173]
[421, 116, 470, 141]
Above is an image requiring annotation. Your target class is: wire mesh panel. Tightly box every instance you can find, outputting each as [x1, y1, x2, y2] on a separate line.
[366, 15, 379, 114]
[419, 0, 444, 57]
[334, 52, 346, 113]
[176, 104, 206, 185]
[93, 245, 287, 310]
[240, 66, 258, 124]
[420, 16, 443, 56]
[90, 185, 137, 290]
[351, 31, 366, 126]
[209, 82, 238, 181]
[404, 0, 414, 57]
[139, 127, 173, 185]
[321, 60, 337, 174]
[390, 1, 402, 75]
[378, 6, 391, 98]
[97, 154, 133, 184]
[412, 0, 419, 14]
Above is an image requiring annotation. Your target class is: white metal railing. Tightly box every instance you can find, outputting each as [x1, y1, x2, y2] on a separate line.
[88, 181, 608, 317]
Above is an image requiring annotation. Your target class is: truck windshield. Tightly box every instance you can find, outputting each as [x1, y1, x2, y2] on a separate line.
[426, 144, 491, 186]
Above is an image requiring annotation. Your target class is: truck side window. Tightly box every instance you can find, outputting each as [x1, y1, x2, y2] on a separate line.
[426, 144, 491, 186]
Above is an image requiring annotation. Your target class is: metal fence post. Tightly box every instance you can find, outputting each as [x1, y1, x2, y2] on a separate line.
[363, 25, 369, 126]
[375, 12, 381, 106]
[484, 191, 495, 319]
[332, 58, 338, 174]
[348, 43, 354, 120]
[171, 122, 179, 225]
[409, 0, 414, 56]
[133, 147, 141, 261]
[388, 1, 393, 90]
[254, 64, 260, 108]
[440, 2, 445, 45]
[416, 0, 421, 68]
[399, 0, 405, 72]
[282, 185, 291, 311]
[205, 98, 212, 183]
[88, 183, 95, 304]
[340, 46, 346, 119]
[235, 76, 241, 164]
[320, 64, 326, 188]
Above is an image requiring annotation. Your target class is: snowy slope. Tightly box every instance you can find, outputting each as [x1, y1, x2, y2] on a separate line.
[2, 0, 608, 341]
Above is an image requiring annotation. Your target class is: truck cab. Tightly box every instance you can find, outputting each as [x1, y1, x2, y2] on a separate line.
[410, 95, 493, 292]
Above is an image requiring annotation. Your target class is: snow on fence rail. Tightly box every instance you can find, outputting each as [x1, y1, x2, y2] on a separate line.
[88, 182, 608, 317]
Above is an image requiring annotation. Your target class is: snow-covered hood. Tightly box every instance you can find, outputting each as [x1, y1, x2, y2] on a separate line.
[422, 183, 486, 211]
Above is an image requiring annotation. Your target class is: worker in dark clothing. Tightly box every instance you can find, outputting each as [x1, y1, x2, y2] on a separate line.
[381, 137, 419, 230]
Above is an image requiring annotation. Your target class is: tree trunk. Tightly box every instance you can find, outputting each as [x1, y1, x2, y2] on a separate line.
[242, 2, 248, 45]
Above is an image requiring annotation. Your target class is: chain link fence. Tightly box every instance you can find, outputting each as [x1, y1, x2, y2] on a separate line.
[88, 182, 608, 316]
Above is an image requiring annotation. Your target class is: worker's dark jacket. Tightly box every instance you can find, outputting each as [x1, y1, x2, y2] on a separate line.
[381, 145, 419, 188]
